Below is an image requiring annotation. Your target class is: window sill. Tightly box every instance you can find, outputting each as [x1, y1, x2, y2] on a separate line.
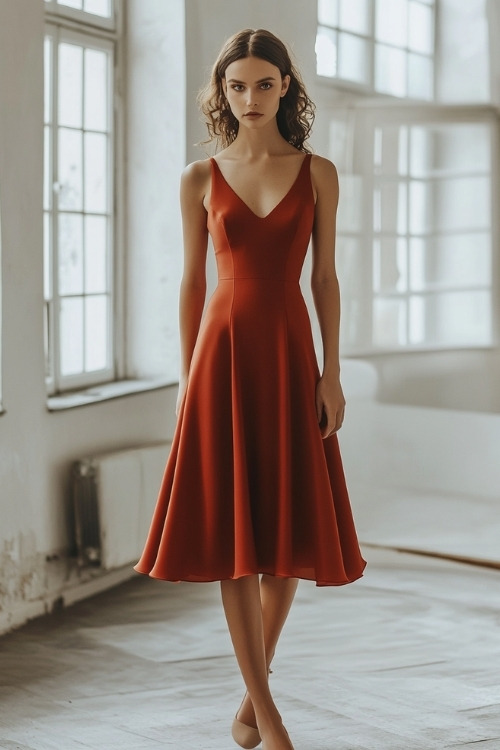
[47, 378, 176, 411]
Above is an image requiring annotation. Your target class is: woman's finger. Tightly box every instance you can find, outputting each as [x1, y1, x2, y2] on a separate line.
[334, 405, 345, 433]
[322, 405, 345, 438]
[315, 390, 324, 423]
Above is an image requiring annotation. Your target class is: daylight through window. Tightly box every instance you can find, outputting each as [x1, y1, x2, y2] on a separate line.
[316, 0, 435, 100]
[44, 5, 116, 392]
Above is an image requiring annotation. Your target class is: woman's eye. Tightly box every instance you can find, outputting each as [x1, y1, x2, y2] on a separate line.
[260, 83, 272, 90]
[232, 85, 244, 92]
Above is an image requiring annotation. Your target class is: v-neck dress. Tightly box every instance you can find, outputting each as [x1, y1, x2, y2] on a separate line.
[134, 154, 366, 586]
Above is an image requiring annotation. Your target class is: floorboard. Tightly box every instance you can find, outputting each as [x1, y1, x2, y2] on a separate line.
[0, 547, 499, 749]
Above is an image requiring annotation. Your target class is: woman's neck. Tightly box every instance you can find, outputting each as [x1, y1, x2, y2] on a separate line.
[226, 120, 294, 160]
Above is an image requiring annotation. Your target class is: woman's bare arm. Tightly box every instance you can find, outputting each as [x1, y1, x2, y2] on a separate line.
[177, 161, 210, 412]
[310, 156, 345, 438]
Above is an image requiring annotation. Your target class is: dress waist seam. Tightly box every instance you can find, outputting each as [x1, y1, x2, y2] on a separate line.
[218, 276, 299, 282]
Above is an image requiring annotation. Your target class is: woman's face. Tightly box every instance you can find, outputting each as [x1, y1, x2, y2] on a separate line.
[222, 56, 290, 131]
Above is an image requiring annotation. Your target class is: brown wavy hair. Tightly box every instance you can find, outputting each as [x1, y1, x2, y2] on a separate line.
[197, 29, 315, 153]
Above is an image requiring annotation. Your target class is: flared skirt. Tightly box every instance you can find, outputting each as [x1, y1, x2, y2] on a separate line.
[134, 278, 366, 586]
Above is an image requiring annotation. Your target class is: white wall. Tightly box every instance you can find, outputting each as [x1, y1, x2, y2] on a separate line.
[126, 0, 185, 380]
[0, 0, 178, 634]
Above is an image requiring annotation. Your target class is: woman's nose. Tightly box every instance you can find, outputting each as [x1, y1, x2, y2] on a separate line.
[246, 91, 258, 107]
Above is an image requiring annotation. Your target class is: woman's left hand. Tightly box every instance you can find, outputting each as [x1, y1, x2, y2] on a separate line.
[315, 374, 346, 439]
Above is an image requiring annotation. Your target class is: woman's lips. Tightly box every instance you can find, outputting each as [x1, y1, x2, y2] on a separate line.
[244, 112, 263, 118]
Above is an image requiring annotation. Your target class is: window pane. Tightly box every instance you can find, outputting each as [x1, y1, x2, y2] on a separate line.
[398, 126, 408, 176]
[44, 302, 51, 379]
[410, 124, 491, 178]
[373, 298, 407, 347]
[408, 53, 433, 100]
[376, 0, 408, 47]
[85, 295, 108, 371]
[409, 291, 491, 346]
[60, 297, 84, 376]
[408, 294, 425, 344]
[373, 237, 407, 293]
[318, 0, 339, 27]
[417, 124, 491, 176]
[435, 176, 490, 232]
[58, 43, 83, 128]
[374, 126, 408, 175]
[58, 0, 82, 8]
[84, 48, 108, 132]
[338, 32, 370, 84]
[409, 126, 433, 176]
[316, 26, 338, 77]
[84, 0, 112, 16]
[409, 0, 433, 54]
[337, 174, 364, 232]
[336, 237, 365, 348]
[58, 128, 83, 210]
[44, 37, 52, 124]
[85, 215, 107, 293]
[375, 44, 407, 97]
[410, 233, 491, 291]
[44, 212, 51, 300]
[340, 0, 371, 35]
[375, 181, 407, 233]
[327, 119, 352, 171]
[336, 237, 363, 294]
[409, 180, 431, 234]
[84, 132, 108, 213]
[59, 213, 84, 295]
[44, 126, 52, 211]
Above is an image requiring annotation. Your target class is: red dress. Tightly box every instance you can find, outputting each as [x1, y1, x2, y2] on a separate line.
[134, 154, 366, 586]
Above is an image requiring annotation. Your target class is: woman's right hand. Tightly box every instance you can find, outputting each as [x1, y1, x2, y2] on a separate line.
[176, 376, 188, 417]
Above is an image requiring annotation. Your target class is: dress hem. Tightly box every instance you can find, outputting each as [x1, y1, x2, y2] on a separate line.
[133, 560, 367, 588]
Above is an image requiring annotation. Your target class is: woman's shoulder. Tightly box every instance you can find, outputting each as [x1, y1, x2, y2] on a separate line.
[310, 154, 338, 182]
[180, 158, 213, 201]
[181, 158, 212, 183]
[309, 154, 339, 205]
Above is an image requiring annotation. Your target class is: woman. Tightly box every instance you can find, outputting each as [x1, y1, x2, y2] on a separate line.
[135, 29, 366, 750]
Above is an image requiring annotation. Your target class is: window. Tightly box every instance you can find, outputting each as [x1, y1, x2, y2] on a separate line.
[372, 118, 492, 348]
[316, 1, 495, 355]
[334, 108, 496, 353]
[45, 0, 115, 29]
[44, 1, 120, 393]
[316, 0, 435, 100]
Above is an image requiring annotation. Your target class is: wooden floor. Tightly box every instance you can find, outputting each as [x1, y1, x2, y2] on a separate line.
[0, 546, 499, 750]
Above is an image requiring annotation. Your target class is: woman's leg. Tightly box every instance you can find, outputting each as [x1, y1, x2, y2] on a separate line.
[221, 575, 294, 749]
[236, 575, 299, 729]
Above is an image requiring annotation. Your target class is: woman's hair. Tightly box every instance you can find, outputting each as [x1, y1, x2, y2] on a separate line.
[197, 29, 315, 153]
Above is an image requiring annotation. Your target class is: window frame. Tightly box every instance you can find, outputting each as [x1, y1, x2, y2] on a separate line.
[334, 102, 500, 356]
[316, 0, 437, 101]
[44, 0, 117, 33]
[43, 0, 125, 396]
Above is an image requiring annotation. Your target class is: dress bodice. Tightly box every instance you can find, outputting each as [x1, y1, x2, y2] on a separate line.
[207, 154, 315, 283]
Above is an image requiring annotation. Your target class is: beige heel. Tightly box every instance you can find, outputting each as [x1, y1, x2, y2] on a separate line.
[231, 716, 261, 748]
[231, 667, 272, 748]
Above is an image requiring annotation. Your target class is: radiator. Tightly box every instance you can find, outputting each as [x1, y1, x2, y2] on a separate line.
[72, 442, 171, 569]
